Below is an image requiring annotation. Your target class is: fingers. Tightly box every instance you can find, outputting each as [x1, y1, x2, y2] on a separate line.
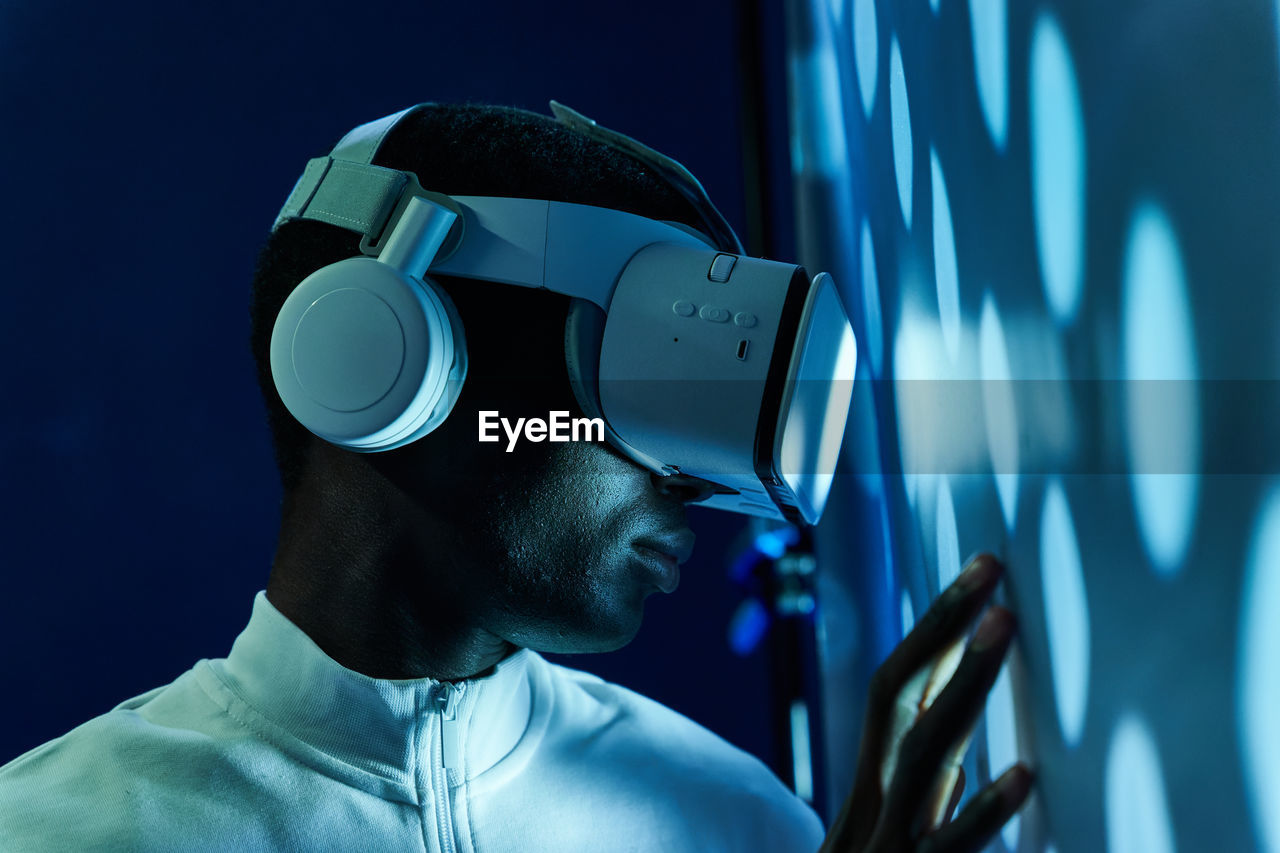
[870, 554, 1004, 711]
[942, 767, 965, 826]
[880, 606, 1017, 831]
[839, 554, 1006, 852]
[856, 555, 1005, 784]
[917, 764, 1033, 853]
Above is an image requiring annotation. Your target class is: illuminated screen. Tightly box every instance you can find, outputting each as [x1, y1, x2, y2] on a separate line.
[793, 0, 1280, 849]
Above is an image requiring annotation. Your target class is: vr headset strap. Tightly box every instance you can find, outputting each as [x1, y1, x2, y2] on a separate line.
[270, 105, 420, 233]
[269, 104, 714, 310]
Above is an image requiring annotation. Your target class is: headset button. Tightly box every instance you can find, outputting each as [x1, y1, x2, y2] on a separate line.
[672, 300, 697, 317]
[699, 305, 730, 323]
[734, 312, 758, 328]
[708, 253, 737, 282]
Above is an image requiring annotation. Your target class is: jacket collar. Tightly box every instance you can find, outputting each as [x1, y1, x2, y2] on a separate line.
[215, 591, 535, 784]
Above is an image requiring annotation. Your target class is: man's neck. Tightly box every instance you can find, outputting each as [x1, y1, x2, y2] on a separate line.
[265, 468, 516, 682]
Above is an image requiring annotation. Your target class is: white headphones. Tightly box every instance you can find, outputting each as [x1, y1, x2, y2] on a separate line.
[270, 185, 470, 450]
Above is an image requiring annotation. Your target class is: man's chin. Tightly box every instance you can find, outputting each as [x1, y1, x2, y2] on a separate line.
[522, 611, 645, 656]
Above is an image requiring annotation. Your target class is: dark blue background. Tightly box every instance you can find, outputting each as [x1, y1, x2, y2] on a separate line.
[0, 0, 802, 782]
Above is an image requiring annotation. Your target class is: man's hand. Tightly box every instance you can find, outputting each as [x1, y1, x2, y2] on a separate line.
[821, 554, 1033, 853]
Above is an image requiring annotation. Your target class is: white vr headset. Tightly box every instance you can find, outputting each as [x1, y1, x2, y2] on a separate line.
[269, 102, 856, 525]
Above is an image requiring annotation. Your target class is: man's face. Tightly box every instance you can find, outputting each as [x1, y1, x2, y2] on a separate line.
[378, 374, 701, 655]
[466, 435, 697, 653]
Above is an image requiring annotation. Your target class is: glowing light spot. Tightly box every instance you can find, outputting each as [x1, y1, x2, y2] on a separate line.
[985, 663, 1020, 850]
[754, 527, 797, 559]
[893, 305, 946, 507]
[1105, 714, 1176, 853]
[929, 0, 939, 13]
[1240, 485, 1280, 853]
[1123, 201, 1199, 577]
[931, 149, 960, 362]
[789, 42, 849, 179]
[901, 588, 915, 635]
[853, 0, 878, 119]
[860, 220, 883, 375]
[729, 598, 769, 656]
[969, 0, 1008, 150]
[1040, 479, 1090, 746]
[936, 476, 960, 594]
[890, 38, 913, 228]
[790, 700, 814, 801]
[980, 293, 1019, 529]
[1030, 14, 1086, 324]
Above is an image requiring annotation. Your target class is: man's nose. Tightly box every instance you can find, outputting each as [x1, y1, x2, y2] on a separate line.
[650, 471, 719, 504]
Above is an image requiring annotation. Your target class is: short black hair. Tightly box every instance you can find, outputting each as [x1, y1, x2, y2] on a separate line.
[249, 103, 707, 493]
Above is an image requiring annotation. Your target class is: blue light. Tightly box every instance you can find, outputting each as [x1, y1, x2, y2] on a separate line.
[931, 148, 960, 362]
[728, 597, 770, 656]
[1122, 200, 1199, 577]
[935, 475, 960, 594]
[1105, 713, 1176, 853]
[980, 292, 1019, 530]
[1031, 13, 1086, 325]
[890, 37, 914, 228]
[1239, 485, 1280, 853]
[860, 219, 883, 375]
[1040, 479, 1091, 747]
[790, 700, 814, 801]
[754, 526, 799, 559]
[893, 304, 953, 511]
[969, 0, 1008, 150]
[788, 40, 849, 180]
[985, 662, 1021, 850]
[853, 0, 878, 119]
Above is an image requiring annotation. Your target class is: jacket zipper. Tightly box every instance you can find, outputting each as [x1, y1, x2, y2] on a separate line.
[433, 682, 465, 853]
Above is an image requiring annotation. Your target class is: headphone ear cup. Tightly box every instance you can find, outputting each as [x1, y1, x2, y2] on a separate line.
[564, 297, 608, 424]
[391, 275, 467, 449]
[270, 256, 467, 451]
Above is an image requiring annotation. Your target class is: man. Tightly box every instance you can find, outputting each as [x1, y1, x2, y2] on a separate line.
[0, 103, 1029, 851]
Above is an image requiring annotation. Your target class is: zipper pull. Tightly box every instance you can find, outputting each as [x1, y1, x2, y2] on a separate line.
[435, 682, 466, 770]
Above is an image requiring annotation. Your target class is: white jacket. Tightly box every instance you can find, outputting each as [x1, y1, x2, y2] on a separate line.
[0, 591, 825, 851]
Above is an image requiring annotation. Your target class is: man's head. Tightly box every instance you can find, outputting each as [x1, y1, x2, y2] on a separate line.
[249, 104, 716, 659]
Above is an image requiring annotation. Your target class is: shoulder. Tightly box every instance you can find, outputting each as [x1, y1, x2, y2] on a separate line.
[0, 668, 248, 849]
[0, 689, 159, 847]
[532, 655, 826, 851]
[539, 657, 748, 760]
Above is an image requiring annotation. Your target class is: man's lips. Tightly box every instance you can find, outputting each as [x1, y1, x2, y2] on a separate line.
[633, 530, 696, 566]
[632, 545, 681, 593]
[632, 530, 695, 594]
